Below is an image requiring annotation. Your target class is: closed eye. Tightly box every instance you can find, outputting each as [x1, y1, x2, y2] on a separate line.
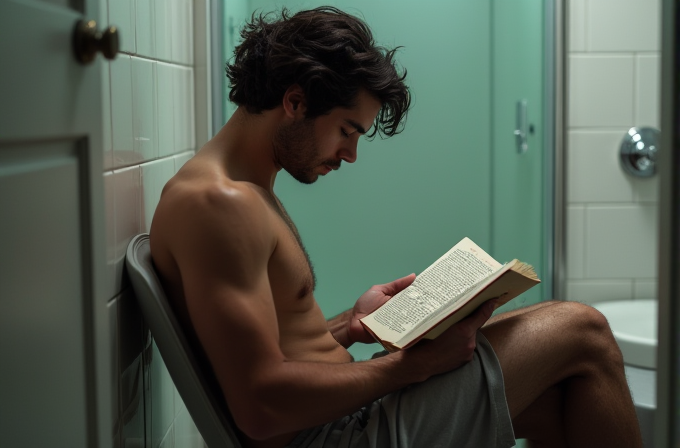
[341, 128, 350, 138]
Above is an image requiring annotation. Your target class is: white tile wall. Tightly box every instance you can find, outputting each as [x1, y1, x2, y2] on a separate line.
[566, 280, 633, 303]
[157, 62, 176, 157]
[174, 151, 195, 172]
[174, 66, 196, 153]
[111, 55, 137, 167]
[569, 55, 635, 128]
[109, 0, 137, 54]
[141, 157, 176, 232]
[566, 205, 586, 279]
[566, 0, 661, 305]
[103, 64, 114, 170]
[136, 0, 156, 58]
[155, 0, 173, 61]
[585, 205, 658, 278]
[132, 57, 159, 162]
[171, 0, 194, 65]
[636, 54, 661, 128]
[634, 280, 657, 299]
[633, 174, 659, 203]
[587, 0, 660, 52]
[104, 172, 117, 299]
[113, 166, 142, 292]
[108, 299, 120, 444]
[568, 0, 587, 52]
[103, 0, 199, 440]
[567, 131, 635, 203]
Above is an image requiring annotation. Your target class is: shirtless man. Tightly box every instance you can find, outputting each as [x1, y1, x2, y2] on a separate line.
[150, 7, 643, 448]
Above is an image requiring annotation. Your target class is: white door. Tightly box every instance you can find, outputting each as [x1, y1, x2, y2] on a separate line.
[0, 0, 111, 446]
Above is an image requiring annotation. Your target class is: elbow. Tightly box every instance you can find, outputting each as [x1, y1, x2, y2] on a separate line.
[231, 403, 285, 441]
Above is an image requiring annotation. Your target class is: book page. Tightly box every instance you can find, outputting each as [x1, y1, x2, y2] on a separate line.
[361, 238, 502, 343]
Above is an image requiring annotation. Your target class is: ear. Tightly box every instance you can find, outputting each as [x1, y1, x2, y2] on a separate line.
[282, 84, 307, 118]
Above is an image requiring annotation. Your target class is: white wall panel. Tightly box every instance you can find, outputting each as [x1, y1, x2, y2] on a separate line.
[157, 62, 176, 157]
[173, 66, 195, 152]
[586, 205, 658, 278]
[103, 64, 113, 170]
[108, 299, 121, 445]
[568, 131, 635, 203]
[588, 0, 660, 52]
[110, 0, 137, 54]
[171, 0, 193, 64]
[569, 55, 635, 128]
[102, 0, 203, 444]
[569, 0, 587, 52]
[636, 54, 661, 128]
[136, 0, 156, 57]
[567, 280, 634, 304]
[141, 157, 175, 232]
[174, 150, 194, 172]
[155, 0, 173, 61]
[132, 57, 159, 162]
[111, 55, 138, 168]
[104, 171, 117, 299]
[633, 176, 659, 203]
[565, 0, 661, 304]
[113, 166, 142, 294]
[566, 205, 586, 279]
[634, 280, 657, 300]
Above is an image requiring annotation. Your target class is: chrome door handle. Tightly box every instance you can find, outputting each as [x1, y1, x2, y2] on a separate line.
[514, 100, 528, 154]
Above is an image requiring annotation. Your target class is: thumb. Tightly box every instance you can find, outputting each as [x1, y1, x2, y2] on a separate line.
[381, 273, 417, 295]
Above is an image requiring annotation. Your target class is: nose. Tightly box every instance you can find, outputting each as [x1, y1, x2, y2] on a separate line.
[338, 141, 358, 164]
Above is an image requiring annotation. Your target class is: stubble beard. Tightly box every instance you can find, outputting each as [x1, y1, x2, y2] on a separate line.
[272, 118, 338, 185]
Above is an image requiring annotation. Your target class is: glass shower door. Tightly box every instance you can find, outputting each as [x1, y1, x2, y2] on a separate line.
[220, 0, 548, 361]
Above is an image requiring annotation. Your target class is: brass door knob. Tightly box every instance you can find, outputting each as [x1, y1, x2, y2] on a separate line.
[72, 19, 119, 65]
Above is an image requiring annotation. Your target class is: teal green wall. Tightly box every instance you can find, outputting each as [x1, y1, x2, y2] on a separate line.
[243, 0, 494, 361]
[223, 0, 249, 120]
[222, 1, 546, 362]
[491, 1, 545, 310]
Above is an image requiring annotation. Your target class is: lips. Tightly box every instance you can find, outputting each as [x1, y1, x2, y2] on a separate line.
[320, 162, 340, 175]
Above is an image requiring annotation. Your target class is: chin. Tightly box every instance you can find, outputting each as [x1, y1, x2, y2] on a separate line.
[290, 172, 318, 185]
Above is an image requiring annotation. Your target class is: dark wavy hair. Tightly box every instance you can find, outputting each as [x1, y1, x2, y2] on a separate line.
[226, 7, 411, 138]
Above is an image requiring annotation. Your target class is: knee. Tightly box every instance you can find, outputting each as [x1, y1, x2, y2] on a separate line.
[558, 301, 623, 371]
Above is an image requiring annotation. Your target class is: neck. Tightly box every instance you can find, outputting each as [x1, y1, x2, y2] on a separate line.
[208, 106, 284, 192]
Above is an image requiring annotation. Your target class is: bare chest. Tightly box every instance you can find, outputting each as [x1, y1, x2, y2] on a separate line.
[265, 199, 317, 306]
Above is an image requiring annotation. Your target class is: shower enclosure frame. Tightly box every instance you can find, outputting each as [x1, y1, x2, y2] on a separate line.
[657, 0, 680, 446]
[550, 0, 565, 305]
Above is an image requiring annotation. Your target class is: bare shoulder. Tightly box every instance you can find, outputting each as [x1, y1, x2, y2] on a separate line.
[151, 171, 276, 289]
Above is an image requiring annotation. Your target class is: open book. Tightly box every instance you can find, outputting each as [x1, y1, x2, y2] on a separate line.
[360, 237, 540, 352]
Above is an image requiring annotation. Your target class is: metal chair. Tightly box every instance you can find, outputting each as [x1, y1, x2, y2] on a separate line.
[126, 233, 242, 448]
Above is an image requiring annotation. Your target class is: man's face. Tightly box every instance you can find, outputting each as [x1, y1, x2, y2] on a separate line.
[273, 89, 382, 184]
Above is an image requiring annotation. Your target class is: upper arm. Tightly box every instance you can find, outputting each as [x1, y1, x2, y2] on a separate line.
[158, 184, 284, 411]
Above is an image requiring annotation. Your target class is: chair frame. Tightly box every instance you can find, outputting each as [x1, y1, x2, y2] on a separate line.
[126, 233, 242, 448]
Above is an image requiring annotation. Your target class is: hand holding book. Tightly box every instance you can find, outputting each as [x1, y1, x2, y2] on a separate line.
[360, 237, 540, 352]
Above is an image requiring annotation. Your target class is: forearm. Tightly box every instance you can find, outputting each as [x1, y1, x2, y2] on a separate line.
[230, 351, 426, 440]
[327, 309, 353, 348]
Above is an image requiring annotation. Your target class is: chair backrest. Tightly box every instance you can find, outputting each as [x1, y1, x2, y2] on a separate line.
[126, 234, 242, 448]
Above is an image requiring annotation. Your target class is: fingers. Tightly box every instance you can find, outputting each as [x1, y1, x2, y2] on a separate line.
[459, 300, 498, 334]
[379, 273, 416, 296]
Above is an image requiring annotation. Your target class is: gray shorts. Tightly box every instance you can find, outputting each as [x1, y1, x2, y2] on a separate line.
[286, 332, 515, 448]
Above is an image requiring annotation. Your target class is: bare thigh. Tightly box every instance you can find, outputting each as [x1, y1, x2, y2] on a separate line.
[479, 300, 604, 418]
